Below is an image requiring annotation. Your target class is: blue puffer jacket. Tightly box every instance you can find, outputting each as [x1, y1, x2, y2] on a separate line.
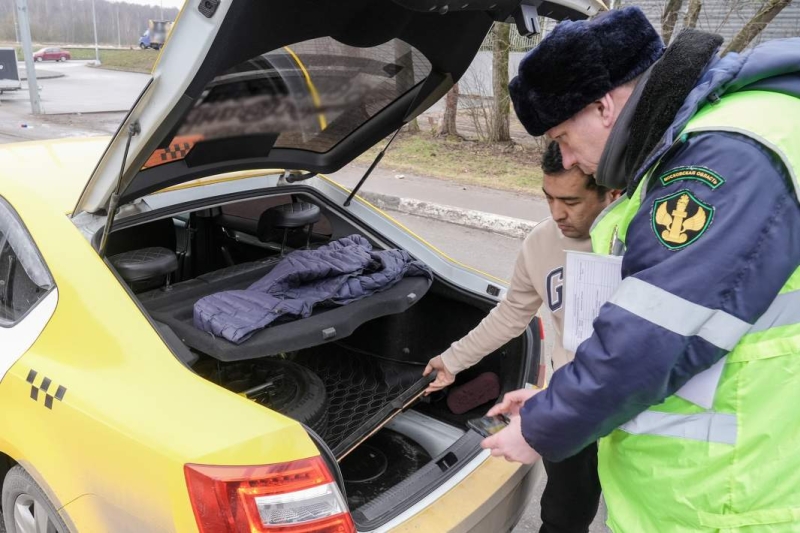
[521, 38, 800, 461]
[194, 235, 431, 343]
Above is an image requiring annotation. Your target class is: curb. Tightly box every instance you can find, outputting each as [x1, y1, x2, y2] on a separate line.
[44, 110, 130, 115]
[359, 191, 537, 239]
[20, 70, 64, 80]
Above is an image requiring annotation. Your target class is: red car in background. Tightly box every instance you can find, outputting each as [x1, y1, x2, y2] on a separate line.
[33, 47, 70, 62]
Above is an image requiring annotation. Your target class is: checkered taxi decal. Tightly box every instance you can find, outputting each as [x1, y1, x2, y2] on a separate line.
[141, 134, 204, 170]
[26, 369, 66, 410]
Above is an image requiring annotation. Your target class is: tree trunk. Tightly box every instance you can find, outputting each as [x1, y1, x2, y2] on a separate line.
[440, 83, 459, 137]
[661, 0, 684, 45]
[683, 0, 702, 28]
[490, 23, 511, 143]
[722, 0, 793, 56]
[394, 39, 420, 134]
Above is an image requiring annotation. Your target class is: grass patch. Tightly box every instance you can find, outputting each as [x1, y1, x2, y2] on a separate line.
[12, 47, 157, 74]
[357, 133, 544, 195]
[67, 48, 157, 74]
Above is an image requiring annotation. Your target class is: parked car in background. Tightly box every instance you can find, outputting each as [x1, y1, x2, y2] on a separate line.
[32, 47, 70, 62]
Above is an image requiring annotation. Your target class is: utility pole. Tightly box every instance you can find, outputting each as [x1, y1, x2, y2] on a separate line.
[91, 0, 101, 65]
[160, 0, 164, 19]
[15, 0, 41, 114]
[116, 6, 121, 48]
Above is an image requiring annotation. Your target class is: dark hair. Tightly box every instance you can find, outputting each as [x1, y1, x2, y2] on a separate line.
[541, 141, 609, 196]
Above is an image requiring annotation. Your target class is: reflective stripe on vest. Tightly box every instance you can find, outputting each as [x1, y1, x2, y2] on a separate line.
[619, 410, 736, 445]
[612, 273, 800, 435]
[608, 277, 750, 351]
[752, 289, 800, 332]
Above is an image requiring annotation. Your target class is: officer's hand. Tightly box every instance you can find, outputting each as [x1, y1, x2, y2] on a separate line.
[486, 388, 541, 417]
[481, 415, 541, 464]
[423, 355, 455, 394]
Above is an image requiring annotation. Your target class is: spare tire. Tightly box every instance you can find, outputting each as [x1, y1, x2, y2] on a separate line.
[226, 358, 327, 435]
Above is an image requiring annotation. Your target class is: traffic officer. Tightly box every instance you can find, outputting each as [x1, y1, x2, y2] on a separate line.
[481, 7, 800, 532]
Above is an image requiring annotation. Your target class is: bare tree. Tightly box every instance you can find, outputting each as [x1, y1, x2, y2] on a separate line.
[439, 83, 460, 137]
[683, 0, 703, 29]
[490, 22, 511, 143]
[722, 0, 793, 55]
[460, 65, 492, 141]
[394, 39, 421, 134]
[0, 0, 179, 45]
[661, 0, 684, 44]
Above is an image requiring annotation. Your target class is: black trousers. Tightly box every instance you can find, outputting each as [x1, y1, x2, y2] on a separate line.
[539, 442, 601, 533]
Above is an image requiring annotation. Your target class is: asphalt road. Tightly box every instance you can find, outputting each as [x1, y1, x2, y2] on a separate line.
[14, 59, 148, 114]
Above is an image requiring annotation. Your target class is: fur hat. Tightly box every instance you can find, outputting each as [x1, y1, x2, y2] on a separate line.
[509, 7, 665, 136]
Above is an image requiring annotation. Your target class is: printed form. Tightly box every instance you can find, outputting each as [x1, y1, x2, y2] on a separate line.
[563, 251, 623, 353]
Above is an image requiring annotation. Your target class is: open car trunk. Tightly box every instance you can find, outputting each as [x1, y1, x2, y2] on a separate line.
[98, 187, 540, 529]
[70, 0, 601, 527]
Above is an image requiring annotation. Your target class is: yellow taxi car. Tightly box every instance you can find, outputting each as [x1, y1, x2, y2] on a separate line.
[0, 0, 604, 531]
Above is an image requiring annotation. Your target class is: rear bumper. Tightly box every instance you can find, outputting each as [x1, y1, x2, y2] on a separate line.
[388, 455, 542, 533]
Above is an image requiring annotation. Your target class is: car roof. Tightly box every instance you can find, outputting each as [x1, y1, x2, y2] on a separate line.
[0, 138, 109, 215]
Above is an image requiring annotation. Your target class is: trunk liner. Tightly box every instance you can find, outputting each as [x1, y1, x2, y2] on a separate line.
[292, 345, 431, 459]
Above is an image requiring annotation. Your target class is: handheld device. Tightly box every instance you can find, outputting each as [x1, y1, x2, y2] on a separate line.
[467, 414, 510, 438]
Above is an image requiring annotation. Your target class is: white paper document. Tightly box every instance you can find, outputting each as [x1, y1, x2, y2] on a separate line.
[563, 251, 623, 353]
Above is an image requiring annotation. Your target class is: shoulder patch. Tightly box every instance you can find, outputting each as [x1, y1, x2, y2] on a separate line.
[658, 166, 725, 190]
[652, 190, 714, 251]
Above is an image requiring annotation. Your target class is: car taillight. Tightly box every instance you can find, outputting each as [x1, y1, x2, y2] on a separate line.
[185, 457, 355, 533]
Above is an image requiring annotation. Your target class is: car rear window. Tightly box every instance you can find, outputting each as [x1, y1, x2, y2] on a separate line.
[0, 198, 54, 325]
[173, 37, 431, 154]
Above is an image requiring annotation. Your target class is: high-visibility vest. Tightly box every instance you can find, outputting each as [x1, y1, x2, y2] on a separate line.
[591, 90, 800, 532]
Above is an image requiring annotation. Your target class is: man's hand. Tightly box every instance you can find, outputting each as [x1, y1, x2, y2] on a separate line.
[481, 415, 541, 464]
[423, 355, 455, 394]
[486, 387, 541, 417]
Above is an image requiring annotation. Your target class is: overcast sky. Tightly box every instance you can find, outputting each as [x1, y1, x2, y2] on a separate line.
[108, 0, 186, 9]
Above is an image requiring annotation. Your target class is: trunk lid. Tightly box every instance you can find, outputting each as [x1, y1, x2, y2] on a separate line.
[73, 0, 603, 215]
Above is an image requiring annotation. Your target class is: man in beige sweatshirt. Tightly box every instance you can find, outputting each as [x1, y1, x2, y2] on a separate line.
[424, 141, 619, 533]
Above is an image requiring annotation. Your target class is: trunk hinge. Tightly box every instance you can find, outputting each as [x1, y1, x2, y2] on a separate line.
[99, 121, 141, 258]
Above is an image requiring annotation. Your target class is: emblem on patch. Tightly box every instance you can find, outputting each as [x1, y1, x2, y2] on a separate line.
[659, 166, 725, 189]
[652, 190, 714, 250]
